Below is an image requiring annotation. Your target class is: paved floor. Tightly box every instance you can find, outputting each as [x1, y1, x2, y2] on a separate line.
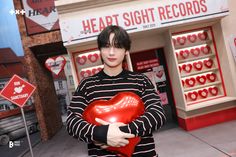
[19, 120, 236, 157]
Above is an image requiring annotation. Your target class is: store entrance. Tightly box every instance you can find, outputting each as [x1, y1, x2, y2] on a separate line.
[130, 48, 178, 130]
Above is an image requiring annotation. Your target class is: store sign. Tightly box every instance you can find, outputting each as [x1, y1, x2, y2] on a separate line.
[59, 0, 229, 46]
[0, 75, 36, 108]
[22, 0, 59, 35]
[45, 56, 66, 75]
[229, 35, 236, 63]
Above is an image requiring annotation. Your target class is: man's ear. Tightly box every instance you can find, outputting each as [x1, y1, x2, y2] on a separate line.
[125, 51, 129, 55]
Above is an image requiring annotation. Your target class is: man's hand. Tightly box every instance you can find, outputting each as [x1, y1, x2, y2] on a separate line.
[95, 118, 135, 147]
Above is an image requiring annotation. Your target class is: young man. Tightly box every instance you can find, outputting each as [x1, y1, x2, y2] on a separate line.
[67, 25, 166, 157]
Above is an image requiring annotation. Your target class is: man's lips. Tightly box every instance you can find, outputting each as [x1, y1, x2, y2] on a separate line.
[107, 58, 117, 62]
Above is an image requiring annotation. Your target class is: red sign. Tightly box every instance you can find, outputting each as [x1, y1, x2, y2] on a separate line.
[45, 56, 66, 75]
[0, 75, 36, 108]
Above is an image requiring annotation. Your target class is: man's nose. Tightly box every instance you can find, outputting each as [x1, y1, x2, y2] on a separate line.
[108, 47, 115, 56]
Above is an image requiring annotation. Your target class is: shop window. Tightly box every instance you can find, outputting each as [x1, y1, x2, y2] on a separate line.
[58, 81, 63, 89]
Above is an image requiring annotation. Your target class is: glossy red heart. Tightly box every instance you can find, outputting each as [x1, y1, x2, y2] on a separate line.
[204, 59, 213, 68]
[182, 64, 192, 73]
[187, 34, 197, 43]
[198, 32, 208, 41]
[88, 53, 99, 63]
[177, 36, 186, 45]
[208, 87, 219, 96]
[185, 78, 195, 87]
[180, 50, 189, 59]
[193, 61, 203, 71]
[83, 92, 145, 157]
[196, 75, 207, 85]
[77, 55, 87, 65]
[188, 91, 198, 101]
[206, 73, 217, 82]
[198, 89, 208, 98]
[190, 48, 200, 57]
[201, 45, 211, 55]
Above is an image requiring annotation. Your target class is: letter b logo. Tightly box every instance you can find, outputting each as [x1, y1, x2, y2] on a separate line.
[9, 141, 14, 148]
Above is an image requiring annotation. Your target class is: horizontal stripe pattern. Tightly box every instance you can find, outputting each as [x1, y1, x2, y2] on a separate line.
[66, 70, 166, 156]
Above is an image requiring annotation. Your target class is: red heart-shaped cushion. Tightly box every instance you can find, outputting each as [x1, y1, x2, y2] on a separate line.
[203, 59, 213, 68]
[206, 73, 217, 82]
[83, 92, 145, 157]
[193, 61, 203, 71]
[188, 91, 198, 101]
[177, 36, 186, 45]
[198, 32, 208, 41]
[196, 75, 207, 85]
[185, 78, 196, 87]
[187, 34, 197, 43]
[190, 48, 200, 57]
[198, 89, 208, 98]
[77, 55, 87, 65]
[182, 64, 192, 73]
[208, 87, 219, 96]
[180, 50, 189, 59]
[88, 53, 99, 63]
[201, 45, 211, 55]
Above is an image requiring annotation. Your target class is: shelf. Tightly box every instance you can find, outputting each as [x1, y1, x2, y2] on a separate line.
[184, 81, 221, 92]
[181, 67, 218, 78]
[174, 40, 212, 50]
[185, 96, 236, 111]
[178, 54, 215, 64]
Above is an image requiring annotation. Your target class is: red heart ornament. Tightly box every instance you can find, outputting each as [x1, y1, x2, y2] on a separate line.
[177, 36, 186, 45]
[27, 0, 54, 17]
[45, 56, 66, 75]
[182, 64, 192, 73]
[83, 92, 145, 157]
[80, 70, 91, 78]
[180, 50, 189, 59]
[196, 75, 207, 85]
[188, 91, 198, 101]
[198, 32, 208, 41]
[193, 61, 203, 71]
[201, 45, 211, 55]
[187, 34, 197, 43]
[185, 78, 196, 87]
[190, 48, 200, 57]
[77, 55, 87, 65]
[206, 73, 217, 82]
[88, 53, 99, 63]
[198, 89, 208, 98]
[208, 87, 219, 96]
[203, 59, 213, 68]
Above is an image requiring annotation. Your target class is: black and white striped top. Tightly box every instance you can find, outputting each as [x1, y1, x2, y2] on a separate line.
[66, 69, 166, 157]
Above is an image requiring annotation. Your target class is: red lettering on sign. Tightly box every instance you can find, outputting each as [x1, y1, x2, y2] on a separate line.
[158, 7, 165, 20]
[172, 4, 179, 17]
[82, 19, 91, 32]
[200, 0, 207, 12]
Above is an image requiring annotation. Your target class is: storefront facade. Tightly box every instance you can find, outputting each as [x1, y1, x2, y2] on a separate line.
[55, 0, 236, 130]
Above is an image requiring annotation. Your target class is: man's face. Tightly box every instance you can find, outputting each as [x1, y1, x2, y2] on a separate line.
[100, 33, 127, 69]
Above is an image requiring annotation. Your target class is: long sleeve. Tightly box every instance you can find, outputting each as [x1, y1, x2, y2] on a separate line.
[120, 75, 166, 136]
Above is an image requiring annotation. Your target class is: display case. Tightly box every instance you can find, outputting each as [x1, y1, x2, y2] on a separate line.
[73, 49, 103, 82]
[172, 27, 226, 106]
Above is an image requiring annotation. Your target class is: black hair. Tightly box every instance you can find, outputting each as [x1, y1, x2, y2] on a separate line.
[97, 25, 131, 51]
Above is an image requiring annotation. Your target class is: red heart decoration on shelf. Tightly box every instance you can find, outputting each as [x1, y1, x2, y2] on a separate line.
[193, 61, 203, 71]
[201, 45, 211, 55]
[188, 91, 198, 101]
[92, 68, 102, 75]
[177, 36, 187, 45]
[203, 59, 213, 68]
[198, 89, 208, 98]
[77, 55, 87, 65]
[182, 64, 192, 73]
[180, 50, 190, 59]
[88, 53, 99, 63]
[187, 34, 197, 43]
[80, 70, 91, 78]
[156, 70, 164, 78]
[206, 73, 217, 82]
[198, 32, 208, 41]
[172, 38, 176, 46]
[185, 78, 196, 87]
[208, 87, 219, 96]
[196, 75, 207, 85]
[83, 92, 145, 157]
[190, 48, 200, 57]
